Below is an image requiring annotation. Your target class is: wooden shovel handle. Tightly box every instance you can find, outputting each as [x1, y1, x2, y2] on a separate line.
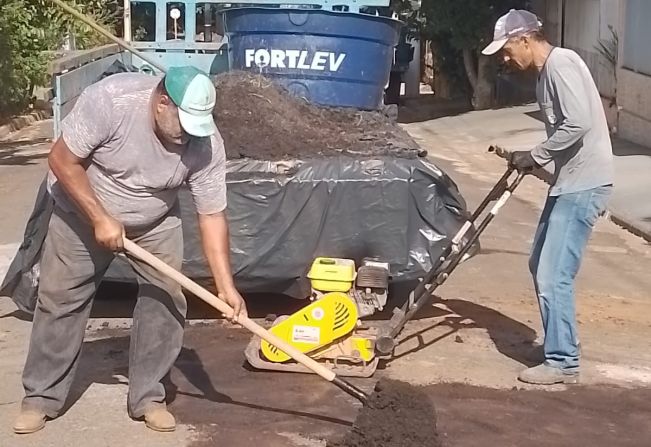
[50, 0, 167, 73]
[122, 238, 337, 382]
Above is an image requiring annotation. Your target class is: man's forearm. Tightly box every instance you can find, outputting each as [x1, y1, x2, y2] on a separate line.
[197, 212, 237, 294]
[49, 138, 109, 225]
[531, 121, 589, 166]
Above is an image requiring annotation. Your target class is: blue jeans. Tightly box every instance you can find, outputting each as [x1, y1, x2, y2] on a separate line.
[529, 186, 612, 372]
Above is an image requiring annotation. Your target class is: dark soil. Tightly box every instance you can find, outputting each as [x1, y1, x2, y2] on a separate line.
[79, 323, 651, 447]
[213, 72, 422, 160]
[328, 379, 440, 447]
[432, 383, 651, 447]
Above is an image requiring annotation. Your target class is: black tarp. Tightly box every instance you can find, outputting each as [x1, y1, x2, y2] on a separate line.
[1, 156, 471, 314]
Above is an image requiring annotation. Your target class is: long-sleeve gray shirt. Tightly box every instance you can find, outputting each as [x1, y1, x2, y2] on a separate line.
[532, 47, 614, 196]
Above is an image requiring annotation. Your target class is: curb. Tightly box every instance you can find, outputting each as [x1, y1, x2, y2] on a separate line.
[0, 110, 52, 140]
[609, 210, 651, 244]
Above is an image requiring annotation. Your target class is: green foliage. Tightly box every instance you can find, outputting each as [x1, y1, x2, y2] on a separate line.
[390, 0, 425, 39]
[420, 0, 526, 51]
[0, 0, 120, 119]
[421, 0, 525, 50]
[0, 0, 55, 116]
[416, 0, 527, 97]
[595, 24, 618, 103]
[595, 25, 618, 72]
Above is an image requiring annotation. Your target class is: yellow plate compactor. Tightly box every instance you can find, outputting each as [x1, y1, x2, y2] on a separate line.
[245, 257, 390, 377]
[245, 165, 525, 377]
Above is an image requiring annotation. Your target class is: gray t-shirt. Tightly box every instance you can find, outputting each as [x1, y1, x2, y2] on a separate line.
[532, 48, 614, 196]
[48, 72, 227, 230]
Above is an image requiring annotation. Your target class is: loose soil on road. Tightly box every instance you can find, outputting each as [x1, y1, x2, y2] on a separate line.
[328, 378, 441, 447]
[2, 102, 651, 447]
[82, 324, 651, 447]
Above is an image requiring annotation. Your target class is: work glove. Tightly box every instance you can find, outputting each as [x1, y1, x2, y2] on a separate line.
[509, 150, 540, 172]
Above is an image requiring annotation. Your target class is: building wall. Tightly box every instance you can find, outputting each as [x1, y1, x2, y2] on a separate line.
[563, 0, 617, 99]
[541, 0, 562, 46]
[559, 0, 619, 128]
[618, 69, 651, 143]
[618, 0, 651, 146]
[540, 0, 651, 146]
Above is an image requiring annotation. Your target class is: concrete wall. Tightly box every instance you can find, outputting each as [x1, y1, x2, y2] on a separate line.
[618, 67, 651, 145]
[541, 0, 563, 46]
[556, 0, 619, 129]
[540, 0, 651, 146]
[563, 0, 617, 99]
[617, 0, 651, 146]
[540, 0, 615, 97]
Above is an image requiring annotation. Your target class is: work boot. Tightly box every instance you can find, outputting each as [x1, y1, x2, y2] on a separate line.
[13, 409, 46, 434]
[518, 363, 580, 385]
[144, 407, 176, 432]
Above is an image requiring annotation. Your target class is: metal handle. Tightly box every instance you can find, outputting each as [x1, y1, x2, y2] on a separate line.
[488, 145, 552, 184]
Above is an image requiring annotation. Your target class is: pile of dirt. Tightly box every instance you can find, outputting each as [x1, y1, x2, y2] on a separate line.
[328, 379, 441, 447]
[213, 72, 423, 160]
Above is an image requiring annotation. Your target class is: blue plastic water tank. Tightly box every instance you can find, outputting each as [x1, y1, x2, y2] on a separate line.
[223, 8, 403, 110]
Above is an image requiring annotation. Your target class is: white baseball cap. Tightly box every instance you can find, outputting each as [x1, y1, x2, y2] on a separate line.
[164, 66, 217, 137]
[482, 9, 543, 56]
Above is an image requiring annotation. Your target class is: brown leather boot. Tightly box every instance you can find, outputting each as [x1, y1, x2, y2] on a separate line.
[13, 409, 46, 434]
[144, 407, 176, 432]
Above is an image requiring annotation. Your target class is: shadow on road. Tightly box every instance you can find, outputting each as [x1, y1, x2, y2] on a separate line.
[525, 109, 544, 122]
[0, 136, 51, 166]
[0, 137, 51, 149]
[168, 347, 352, 426]
[0, 148, 49, 166]
[59, 331, 352, 427]
[612, 138, 651, 157]
[0, 308, 32, 321]
[397, 96, 471, 124]
[386, 297, 539, 367]
[479, 247, 530, 257]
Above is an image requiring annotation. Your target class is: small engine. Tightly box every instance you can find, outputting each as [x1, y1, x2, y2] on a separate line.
[253, 257, 389, 370]
[308, 257, 390, 318]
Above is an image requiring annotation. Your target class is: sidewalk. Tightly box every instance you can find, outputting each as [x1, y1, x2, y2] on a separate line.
[609, 138, 651, 242]
[400, 101, 651, 242]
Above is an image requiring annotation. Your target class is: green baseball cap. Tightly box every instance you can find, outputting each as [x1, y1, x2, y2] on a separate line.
[164, 66, 217, 137]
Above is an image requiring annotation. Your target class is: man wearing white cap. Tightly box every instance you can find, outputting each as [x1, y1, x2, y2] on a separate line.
[483, 10, 613, 385]
[13, 66, 246, 433]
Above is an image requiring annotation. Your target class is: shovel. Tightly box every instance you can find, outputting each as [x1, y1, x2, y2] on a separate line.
[123, 239, 441, 446]
[122, 238, 370, 406]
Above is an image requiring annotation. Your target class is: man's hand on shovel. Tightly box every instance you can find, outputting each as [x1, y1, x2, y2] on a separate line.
[93, 213, 125, 252]
[218, 287, 248, 323]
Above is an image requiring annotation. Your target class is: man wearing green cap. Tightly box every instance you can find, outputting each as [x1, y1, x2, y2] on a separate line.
[13, 66, 246, 434]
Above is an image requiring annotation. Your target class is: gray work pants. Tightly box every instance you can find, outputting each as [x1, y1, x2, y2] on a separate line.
[21, 207, 186, 418]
